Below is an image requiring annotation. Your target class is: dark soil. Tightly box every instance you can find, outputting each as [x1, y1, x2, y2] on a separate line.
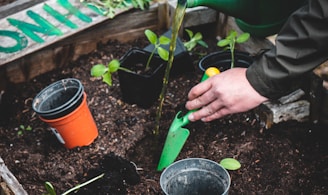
[0, 1, 327, 193]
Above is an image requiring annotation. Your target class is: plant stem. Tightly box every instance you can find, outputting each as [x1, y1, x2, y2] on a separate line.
[230, 40, 235, 69]
[230, 49, 235, 69]
[62, 173, 104, 195]
[119, 66, 134, 73]
[145, 47, 156, 71]
[154, 3, 186, 135]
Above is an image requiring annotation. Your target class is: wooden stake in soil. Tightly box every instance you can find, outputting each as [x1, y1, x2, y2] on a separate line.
[0, 157, 28, 195]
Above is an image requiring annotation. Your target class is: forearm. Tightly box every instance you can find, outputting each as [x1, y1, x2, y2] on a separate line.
[246, 0, 328, 99]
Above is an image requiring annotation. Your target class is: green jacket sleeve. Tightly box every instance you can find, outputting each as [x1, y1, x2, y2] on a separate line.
[246, 0, 328, 99]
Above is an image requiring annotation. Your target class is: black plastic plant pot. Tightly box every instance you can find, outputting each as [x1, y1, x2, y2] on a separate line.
[118, 48, 166, 108]
[199, 50, 254, 72]
[144, 29, 194, 76]
[32, 78, 84, 119]
[160, 158, 231, 195]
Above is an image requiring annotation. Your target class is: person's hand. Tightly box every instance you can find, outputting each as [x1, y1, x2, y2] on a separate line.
[185, 68, 268, 122]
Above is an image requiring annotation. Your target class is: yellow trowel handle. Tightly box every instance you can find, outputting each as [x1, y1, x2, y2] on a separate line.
[201, 67, 220, 81]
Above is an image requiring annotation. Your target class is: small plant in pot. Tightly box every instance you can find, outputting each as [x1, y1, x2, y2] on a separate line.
[183, 29, 208, 52]
[199, 30, 252, 72]
[143, 28, 208, 77]
[91, 29, 170, 108]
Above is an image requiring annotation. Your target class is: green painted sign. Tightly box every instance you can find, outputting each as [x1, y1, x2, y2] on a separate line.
[0, 30, 28, 53]
[0, 0, 133, 65]
[7, 10, 64, 43]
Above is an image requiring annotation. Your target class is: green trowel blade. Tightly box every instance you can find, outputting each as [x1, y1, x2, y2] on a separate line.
[157, 127, 190, 171]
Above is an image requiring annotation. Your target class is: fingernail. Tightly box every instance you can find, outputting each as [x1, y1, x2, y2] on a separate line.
[201, 117, 208, 122]
[188, 114, 194, 121]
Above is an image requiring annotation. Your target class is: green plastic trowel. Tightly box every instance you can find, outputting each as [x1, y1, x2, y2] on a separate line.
[157, 67, 220, 171]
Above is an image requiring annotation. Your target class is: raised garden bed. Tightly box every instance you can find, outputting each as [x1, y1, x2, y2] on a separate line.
[0, 0, 327, 194]
[0, 33, 327, 194]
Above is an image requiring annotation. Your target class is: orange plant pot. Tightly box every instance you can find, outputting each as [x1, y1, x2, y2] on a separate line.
[40, 93, 98, 149]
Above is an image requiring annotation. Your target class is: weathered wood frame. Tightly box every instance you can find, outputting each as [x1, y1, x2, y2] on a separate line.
[0, 1, 327, 194]
[0, 0, 168, 86]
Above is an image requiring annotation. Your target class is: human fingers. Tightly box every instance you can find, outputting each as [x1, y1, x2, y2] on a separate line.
[185, 88, 218, 111]
[187, 79, 212, 101]
[188, 99, 224, 122]
[200, 107, 231, 122]
[186, 78, 219, 111]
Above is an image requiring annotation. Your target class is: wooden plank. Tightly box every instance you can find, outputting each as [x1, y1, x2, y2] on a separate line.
[168, 0, 217, 27]
[254, 89, 311, 129]
[4, 2, 164, 84]
[0, 0, 135, 66]
[0, 0, 46, 19]
[0, 157, 28, 195]
[167, 0, 218, 35]
[260, 100, 310, 129]
[1, 182, 14, 195]
[278, 89, 305, 104]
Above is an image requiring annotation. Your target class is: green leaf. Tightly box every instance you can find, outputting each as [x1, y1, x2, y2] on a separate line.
[44, 182, 56, 195]
[236, 33, 250, 43]
[158, 47, 169, 61]
[227, 30, 237, 39]
[193, 32, 202, 41]
[145, 29, 157, 45]
[217, 39, 230, 47]
[183, 42, 191, 51]
[26, 125, 32, 131]
[19, 125, 24, 130]
[131, 0, 150, 10]
[220, 158, 241, 171]
[91, 64, 108, 77]
[183, 30, 207, 51]
[102, 72, 112, 86]
[197, 40, 208, 48]
[108, 59, 120, 73]
[135, 0, 145, 9]
[159, 36, 171, 45]
[185, 41, 197, 51]
[185, 29, 193, 39]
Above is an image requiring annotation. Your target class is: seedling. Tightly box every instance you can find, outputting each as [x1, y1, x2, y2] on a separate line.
[144, 29, 170, 70]
[17, 125, 32, 136]
[183, 29, 208, 52]
[217, 30, 250, 68]
[219, 158, 241, 171]
[44, 182, 56, 195]
[44, 173, 104, 195]
[90, 29, 170, 86]
[91, 59, 132, 86]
